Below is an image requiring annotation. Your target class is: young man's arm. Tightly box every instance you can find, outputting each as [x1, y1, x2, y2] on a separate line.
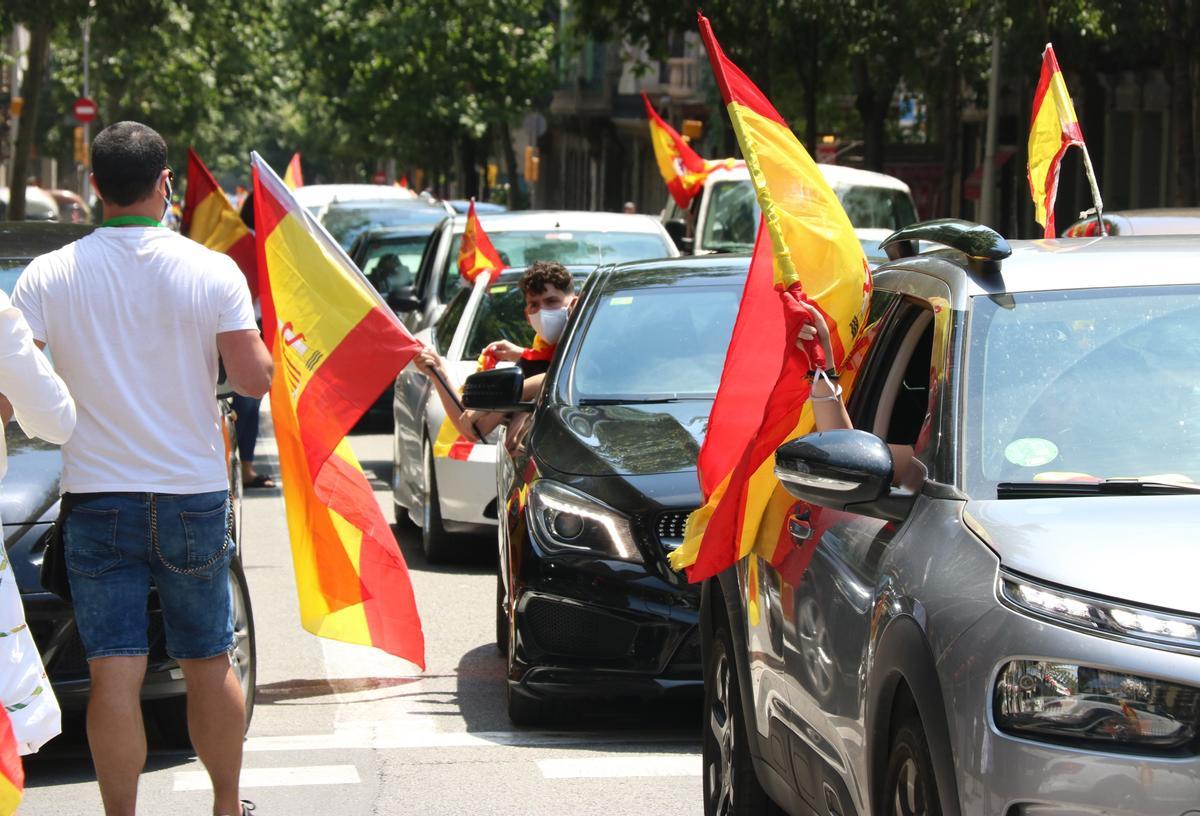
[414, 348, 506, 441]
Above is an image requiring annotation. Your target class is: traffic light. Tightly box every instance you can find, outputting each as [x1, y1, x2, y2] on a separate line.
[682, 119, 703, 141]
[523, 146, 540, 183]
[486, 162, 498, 188]
[74, 127, 87, 165]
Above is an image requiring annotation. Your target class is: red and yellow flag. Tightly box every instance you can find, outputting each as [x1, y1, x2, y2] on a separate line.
[284, 152, 304, 190]
[642, 93, 740, 208]
[0, 707, 23, 816]
[1027, 44, 1086, 238]
[183, 148, 258, 297]
[457, 200, 505, 284]
[251, 152, 424, 667]
[669, 14, 872, 582]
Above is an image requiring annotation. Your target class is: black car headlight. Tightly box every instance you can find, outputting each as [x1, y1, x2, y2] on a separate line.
[999, 571, 1200, 655]
[527, 481, 642, 563]
[994, 660, 1200, 753]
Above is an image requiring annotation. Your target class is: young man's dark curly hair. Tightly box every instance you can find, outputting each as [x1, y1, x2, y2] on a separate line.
[519, 261, 574, 295]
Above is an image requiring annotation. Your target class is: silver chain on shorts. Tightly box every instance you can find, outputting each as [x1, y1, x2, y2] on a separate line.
[151, 491, 234, 576]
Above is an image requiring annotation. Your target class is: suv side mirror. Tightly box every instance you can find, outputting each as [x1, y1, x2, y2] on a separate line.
[387, 285, 422, 313]
[774, 429, 913, 521]
[664, 219, 693, 254]
[462, 367, 533, 412]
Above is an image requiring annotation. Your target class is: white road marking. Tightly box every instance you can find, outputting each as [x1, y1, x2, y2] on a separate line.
[243, 728, 697, 753]
[173, 764, 361, 791]
[537, 755, 702, 779]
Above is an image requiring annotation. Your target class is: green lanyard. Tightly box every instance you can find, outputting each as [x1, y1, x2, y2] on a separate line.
[101, 215, 163, 228]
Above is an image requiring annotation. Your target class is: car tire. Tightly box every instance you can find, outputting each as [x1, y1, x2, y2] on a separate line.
[495, 570, 509, 656]
[883, 709, 942, 816]
[421, 442, 456, 563]
[150, 557, 257, 749]
[703, 619, 774, 816]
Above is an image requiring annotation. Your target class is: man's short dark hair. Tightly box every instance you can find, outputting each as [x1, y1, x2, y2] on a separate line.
[520, 261, 573, 295]
[91, 122, 168, 206]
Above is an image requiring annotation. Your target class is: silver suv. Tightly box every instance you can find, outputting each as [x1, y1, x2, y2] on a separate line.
[704, 222, 1200, 815]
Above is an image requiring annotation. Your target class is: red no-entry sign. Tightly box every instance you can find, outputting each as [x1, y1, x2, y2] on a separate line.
[73, 97, 98, 123]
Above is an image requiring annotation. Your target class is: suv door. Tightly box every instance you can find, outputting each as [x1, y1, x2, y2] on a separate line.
[743, 275, 953, 813]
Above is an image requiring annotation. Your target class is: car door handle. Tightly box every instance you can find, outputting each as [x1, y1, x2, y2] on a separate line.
[788, 510, 813, 542]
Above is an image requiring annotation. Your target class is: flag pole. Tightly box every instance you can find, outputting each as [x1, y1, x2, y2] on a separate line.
[1079, 144, 1106, 236]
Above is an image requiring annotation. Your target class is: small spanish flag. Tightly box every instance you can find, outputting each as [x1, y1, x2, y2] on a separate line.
[669, 14, 872, 582]
[1027, 44, 1086, 238]
[252, 152, 424, 667]
[457, 200, 505, 284]
[0, 707, 23, 815]
[284, 152, 304, 190]
[182, 148, 258, 297]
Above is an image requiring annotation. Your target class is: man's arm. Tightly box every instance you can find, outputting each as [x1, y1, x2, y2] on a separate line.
[217, 330, 274, 398]
[413, 348, 508, 442]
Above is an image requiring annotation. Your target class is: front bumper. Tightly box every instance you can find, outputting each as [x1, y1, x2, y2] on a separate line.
[941, 601, 1200, 815]
[509, 548, 702, 703]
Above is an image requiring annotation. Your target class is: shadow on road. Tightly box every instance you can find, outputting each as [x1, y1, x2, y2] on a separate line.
[390, 520, 496, 577]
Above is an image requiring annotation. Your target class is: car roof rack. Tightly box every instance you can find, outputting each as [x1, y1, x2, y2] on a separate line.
[880, 218, 1011, 275]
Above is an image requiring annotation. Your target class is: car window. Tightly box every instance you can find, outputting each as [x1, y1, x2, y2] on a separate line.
[701, 181, 759, 252]
[434, 289, 470, 356]
[360, 235, 429, 296]
[964, 285, 1200, 494]
[568, 284, 740, 401]
[320, 203, 444, 250]
[831, 185, 917, 231]
[462, 283, 535, 361]
[438, 230, 671, 303]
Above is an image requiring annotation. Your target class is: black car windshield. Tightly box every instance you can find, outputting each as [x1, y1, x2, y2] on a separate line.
[965, 285, 1200, 495]
[567, 283, 740, 403]
[360, 234, 430, 296]
[440, 230, 669, 301]
[322, 202, 445, 249]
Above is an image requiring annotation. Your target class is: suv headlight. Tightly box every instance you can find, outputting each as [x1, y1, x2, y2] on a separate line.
[994, 660, 1200, 753]
[527, 481, 642, 563]
[999, 571, 1200, 655]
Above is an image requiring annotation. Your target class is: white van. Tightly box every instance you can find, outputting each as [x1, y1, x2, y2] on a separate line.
[663, 164, 919, 263]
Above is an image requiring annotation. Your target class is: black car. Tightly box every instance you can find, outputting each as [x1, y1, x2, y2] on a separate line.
[0, 222, 255, 745]
[464, 254, 748, 725]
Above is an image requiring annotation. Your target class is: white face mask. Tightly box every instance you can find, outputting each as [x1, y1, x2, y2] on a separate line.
[529, 306, 568, 344]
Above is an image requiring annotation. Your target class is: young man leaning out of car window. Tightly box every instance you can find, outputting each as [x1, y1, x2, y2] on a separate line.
[413, 261, 576, 442]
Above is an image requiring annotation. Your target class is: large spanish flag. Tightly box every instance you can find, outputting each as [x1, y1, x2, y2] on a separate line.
[669, 14, 872, 582]
[183, 148, 258, 297]
[643, 93, 741, 209]
[458, 200, 505, 284]
[0, 707, 22, 815]
[251, 152, 425, 667]
[1027, 44, 1086, 238]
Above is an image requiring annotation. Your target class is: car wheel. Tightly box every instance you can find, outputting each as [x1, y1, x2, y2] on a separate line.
[150, 558, 257, 749]
[883, 710, 942, 816]
[495, 570, 509, 655]
[421, 442, 456, 563]
[704, 620, 773, 816]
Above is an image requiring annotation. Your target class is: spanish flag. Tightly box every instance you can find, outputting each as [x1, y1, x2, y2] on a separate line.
[284, 152, 304, 190]
[1027, 44, 1085, 238]
[643, 93, 740, 209]
[251, 152, 425, 667]
[0, 707, 22, 816]
[183, 148, 258, 297]
[669, 14, 872, 581]
[457, 199, 505, 283]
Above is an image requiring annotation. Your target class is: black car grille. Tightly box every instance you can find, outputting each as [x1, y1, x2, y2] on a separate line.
[523, 597, 638, 660]
[653, 510, 694, 554]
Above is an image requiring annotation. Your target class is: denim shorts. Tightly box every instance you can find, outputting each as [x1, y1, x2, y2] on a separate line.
[63, 490, 235, 661]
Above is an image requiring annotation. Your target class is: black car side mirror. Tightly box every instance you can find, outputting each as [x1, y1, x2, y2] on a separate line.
[387, 285, 421, 313]
[664, 219, 693, 254]
[462, 367, 533, 412]
[774, 429, 914, 521]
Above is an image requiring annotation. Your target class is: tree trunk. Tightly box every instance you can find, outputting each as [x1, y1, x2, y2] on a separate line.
[803, 21, 819, 153]
[458, 135, 480, 200]
[939, 62, 961, 219]
[854, 58, 895, 171]
[1165, 0, 1197, 205]
[8, 19, 52, 222]
[497, 120, 520, 210]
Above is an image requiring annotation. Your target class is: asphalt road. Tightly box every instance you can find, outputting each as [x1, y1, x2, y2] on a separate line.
[19, 430, 703, 815]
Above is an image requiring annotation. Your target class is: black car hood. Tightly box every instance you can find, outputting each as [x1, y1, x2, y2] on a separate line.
[0, 425, 61, 528]
[534, 402, 710, 477]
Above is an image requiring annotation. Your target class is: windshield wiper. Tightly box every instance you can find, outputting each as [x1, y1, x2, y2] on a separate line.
[997, 479, 1200, 499]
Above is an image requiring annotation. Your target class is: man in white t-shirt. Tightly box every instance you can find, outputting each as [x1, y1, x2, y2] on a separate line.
[12, 121, 272, 816]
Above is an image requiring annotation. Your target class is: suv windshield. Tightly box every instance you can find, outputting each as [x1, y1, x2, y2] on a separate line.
[322, 202, 445, 249]
[965, 285, 1200, 495]
[831, 184, 917, 230]
[440, 230, 668, 301]
[567, 283, 740, 402]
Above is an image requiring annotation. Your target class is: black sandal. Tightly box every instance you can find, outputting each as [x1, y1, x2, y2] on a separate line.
[245, 474, 277, 489]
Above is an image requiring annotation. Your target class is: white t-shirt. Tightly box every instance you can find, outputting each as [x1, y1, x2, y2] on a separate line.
[12, 227, 257, 494]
